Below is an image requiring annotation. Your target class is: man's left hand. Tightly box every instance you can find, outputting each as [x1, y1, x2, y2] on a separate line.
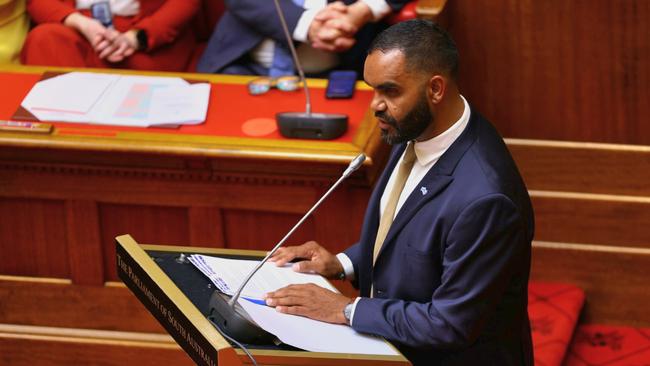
[265, 283, 352, 324]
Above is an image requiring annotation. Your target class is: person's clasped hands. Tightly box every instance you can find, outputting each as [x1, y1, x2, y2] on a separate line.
[64, 12, 139, 63]
[309, 1, 374, 52]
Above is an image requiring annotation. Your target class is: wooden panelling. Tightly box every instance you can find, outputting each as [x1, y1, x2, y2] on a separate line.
[188, 206, 225, 247]
[222, 209, 316, 251]
[0, 326, 193, 366]
[531, 242, 650, 327]
[0, 198, 69, 279]
[531, 193, 650, 248]
[507, 140, 650, 196]
[312, 186, 371, 253]
[510, 137, 650, 326]
[99, 204, 190, 282]
[1, 164, 318, 213]
[446, 1, 650, 145]
[219, 184, 370, 253]
[0, 278, 161, 333]
[66, 200, 104, 286]
[0, 148, 371, 294]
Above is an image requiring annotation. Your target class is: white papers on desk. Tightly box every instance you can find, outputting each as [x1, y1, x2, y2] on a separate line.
[188, 254, 399, 356]
[188, 255, 338, 298]
[20, 72, 210, 127]
[238, 296, 398, 355]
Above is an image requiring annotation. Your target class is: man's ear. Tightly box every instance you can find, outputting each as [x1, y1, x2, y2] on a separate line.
[427, 75, 446, 105]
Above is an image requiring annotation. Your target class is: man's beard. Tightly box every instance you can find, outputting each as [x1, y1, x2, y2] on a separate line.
[376, 93, 433, 145]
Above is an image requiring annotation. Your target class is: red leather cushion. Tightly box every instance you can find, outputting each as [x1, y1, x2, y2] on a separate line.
[564, 324, 650, 365]
[528, 282, 585, 366]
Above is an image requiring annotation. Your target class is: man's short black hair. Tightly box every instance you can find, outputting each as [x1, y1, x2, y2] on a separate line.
[369, 19, 459, 80]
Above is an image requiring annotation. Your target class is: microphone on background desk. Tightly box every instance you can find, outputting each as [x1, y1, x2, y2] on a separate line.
[272, 0, 349, 140]
[208, 153, 366, 344]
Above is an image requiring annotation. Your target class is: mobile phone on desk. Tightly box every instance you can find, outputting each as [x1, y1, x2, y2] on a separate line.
[325, 70, 357, 99]
[91, 1, 113, 28]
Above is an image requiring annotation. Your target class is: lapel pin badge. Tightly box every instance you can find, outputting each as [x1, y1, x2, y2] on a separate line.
[420, 186, 428, 195]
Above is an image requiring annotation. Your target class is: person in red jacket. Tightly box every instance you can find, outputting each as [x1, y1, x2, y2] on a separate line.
[21, 0, 199, 71]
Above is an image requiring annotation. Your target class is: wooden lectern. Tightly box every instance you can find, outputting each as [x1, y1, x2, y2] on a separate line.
[116, 234, 410, 365]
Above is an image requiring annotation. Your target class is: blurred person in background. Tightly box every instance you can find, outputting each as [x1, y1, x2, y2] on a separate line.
[21, 0, 199, 71]
[197, 0, 410, 77]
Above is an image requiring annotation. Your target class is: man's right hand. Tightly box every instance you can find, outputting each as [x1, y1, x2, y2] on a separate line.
[268, 241, 344, 279]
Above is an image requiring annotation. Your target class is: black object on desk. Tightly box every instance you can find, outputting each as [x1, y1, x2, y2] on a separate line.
[150, 251, 293, 350]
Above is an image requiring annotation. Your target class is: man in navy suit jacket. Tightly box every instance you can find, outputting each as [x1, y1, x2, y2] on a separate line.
[196, 0, 410, 76]
[266, 20, 534, 365]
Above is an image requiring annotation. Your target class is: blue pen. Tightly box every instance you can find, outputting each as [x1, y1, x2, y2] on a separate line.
[242, 297, 268, 306]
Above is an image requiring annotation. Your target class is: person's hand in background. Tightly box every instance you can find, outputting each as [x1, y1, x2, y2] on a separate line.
[63, 12, 114, 51]
[309, 2, 357, 52]
[101, 30, 138, 63]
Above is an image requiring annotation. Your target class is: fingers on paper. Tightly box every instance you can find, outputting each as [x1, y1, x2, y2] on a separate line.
[268, 241, 319, 266]
[265, 284, 316, 305]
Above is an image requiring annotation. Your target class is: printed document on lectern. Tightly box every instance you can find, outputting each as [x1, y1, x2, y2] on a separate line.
[189, 254, 399, 356]
[188, 255, 338, 298]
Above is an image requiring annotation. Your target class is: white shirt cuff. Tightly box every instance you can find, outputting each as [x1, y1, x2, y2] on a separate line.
[361, 0, 392, 21]
[336, 253, 355, 281]
[293, 8, 320, 42]
[349, 296, 362, 325]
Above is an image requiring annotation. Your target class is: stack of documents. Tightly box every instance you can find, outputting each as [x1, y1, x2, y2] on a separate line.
[189, 254, 398, 356]
[20, 72, 210, 127]
[188, 255, 338, 298]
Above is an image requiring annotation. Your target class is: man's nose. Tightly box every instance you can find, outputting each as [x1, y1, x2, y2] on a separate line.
[370, 94, 386, 113]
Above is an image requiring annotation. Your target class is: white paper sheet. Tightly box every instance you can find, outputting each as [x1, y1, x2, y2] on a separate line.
[20, 72, 210, 127]
[147, 83, 210, 125]
[238, 297, 398, 355]
[188, 255, 337, 299]
[21, 72, 118, 114]
[188, 254, 399, 356]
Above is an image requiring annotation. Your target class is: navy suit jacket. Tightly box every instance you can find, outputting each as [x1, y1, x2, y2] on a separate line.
[196, 0, 409, 75]
[345, 109, 534, 366]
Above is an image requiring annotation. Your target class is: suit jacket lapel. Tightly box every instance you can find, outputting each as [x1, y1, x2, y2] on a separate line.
[374, 109, 480, 263]
[375, 174, 453, 261]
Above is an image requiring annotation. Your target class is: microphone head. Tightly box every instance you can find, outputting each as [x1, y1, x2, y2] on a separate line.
[343, 153, 366, 177]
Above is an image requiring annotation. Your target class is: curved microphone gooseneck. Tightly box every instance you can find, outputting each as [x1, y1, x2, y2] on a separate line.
[207, 153, 367, 344]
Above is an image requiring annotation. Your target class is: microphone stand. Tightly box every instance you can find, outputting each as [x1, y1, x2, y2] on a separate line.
[272, 0, 349, 140]
[208, 154, 366, 344]
[273, 0, 312, 115]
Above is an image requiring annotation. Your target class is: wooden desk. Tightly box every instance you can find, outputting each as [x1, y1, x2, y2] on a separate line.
[0, 65, 387, 342]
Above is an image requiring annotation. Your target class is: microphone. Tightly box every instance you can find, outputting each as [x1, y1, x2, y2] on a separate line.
[208, 153, 366, 344]
[272, 0, 348, 140]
